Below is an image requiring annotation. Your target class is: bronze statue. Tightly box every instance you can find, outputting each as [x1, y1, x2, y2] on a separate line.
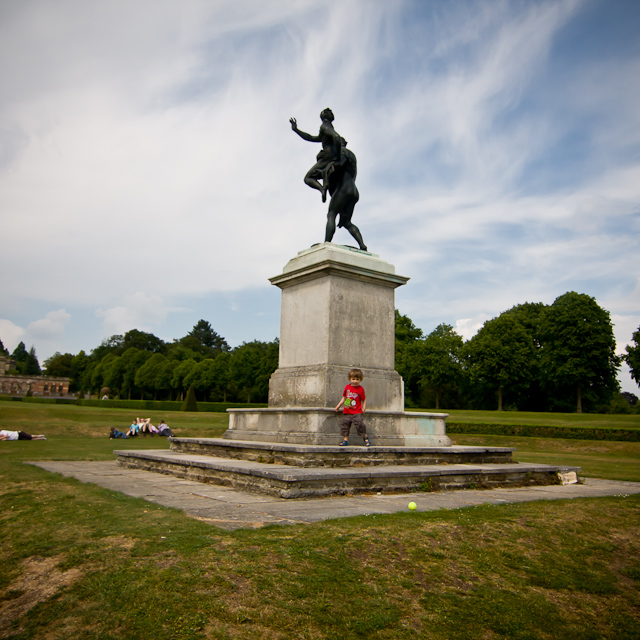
[290, 109, 367, 251]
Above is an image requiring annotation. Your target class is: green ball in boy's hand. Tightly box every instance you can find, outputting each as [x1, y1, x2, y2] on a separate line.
[408, 502, 417, 511]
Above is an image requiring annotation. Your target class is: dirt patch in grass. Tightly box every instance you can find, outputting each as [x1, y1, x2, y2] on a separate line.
[0, 554, 83, 637]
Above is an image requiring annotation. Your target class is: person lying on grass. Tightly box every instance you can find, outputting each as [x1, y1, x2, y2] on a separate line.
[109, 427, 129, 439]
[0, 430, 46, 441]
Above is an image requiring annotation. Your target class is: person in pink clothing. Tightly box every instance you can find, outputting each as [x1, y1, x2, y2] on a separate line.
[335, 368, 371, 447]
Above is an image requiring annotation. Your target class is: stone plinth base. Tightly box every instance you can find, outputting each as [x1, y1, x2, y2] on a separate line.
[268, 365, 404, 412]
[115, 448, 580, 499]
[224, 407, 452, 447]
[170, 438, 514, 467]
[268, 244, 408, 411]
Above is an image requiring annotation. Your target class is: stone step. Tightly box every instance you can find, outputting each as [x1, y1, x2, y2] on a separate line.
[169, 437, 516, 467]
[115, 449, 580, 499]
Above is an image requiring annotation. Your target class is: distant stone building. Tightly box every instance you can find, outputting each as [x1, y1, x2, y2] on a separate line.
[0, 356, 14, 374]
[0, 356, 70, 396]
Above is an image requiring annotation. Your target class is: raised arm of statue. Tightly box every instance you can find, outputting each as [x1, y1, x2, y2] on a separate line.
[290, 117, 321, 143]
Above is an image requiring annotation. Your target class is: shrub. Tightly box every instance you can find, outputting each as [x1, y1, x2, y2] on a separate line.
[181, 384, 199, 412]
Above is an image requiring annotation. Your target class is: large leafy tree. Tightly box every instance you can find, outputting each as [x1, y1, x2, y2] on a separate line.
[122, 329, 166, 354]
[503, 302, 546, 349]
[176, 320, 230, 358]
[190, 320, 229, 351]
[412, 324, 464, 410]
[134, 353, 168, 399]
[120, 348, 152, 399]
[171, 358, 198, 400]
[463, 315, 537, 411]
[43, 352, 74, 378]
[90, 335, 124, 361]
[0, 338, 8, 355]
[70, 351, 90, 392]
[156, 359, 178, 400]
[11, 342, 41, 375]
[394, 310, 424, 401]
[103, 356, 126, 397]
[90, 353, 116, 395]
[623, 325, 640, 388]
[184, 359, 217, 401]
[229, 340, 279, 403]
[541, 292, 620, 413]
[501, 302, 547, 410]
[210, 352, 231, 401]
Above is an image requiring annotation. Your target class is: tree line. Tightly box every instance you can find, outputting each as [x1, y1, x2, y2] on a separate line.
[2, 292, 639, 412]
[397, 292, 639, 414]
[1, 321, 279, 404]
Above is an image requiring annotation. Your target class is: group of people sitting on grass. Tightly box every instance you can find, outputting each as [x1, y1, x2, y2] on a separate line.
[109, 418, 173, 440]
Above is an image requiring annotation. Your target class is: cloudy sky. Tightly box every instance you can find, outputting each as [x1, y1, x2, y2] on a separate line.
[1, 0, 639, 393]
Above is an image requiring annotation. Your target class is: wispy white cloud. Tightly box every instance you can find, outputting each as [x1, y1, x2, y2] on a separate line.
[26, 309, 70, 342]
[96, 293, 170, 337]
[0, 319, 25, 353]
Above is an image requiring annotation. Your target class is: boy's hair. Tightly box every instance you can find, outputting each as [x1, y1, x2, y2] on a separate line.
[348, 368, 363, 381]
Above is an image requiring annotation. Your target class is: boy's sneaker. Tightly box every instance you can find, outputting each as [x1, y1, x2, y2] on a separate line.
[364, 438, 371, 447]
[339, 441, 349, 446]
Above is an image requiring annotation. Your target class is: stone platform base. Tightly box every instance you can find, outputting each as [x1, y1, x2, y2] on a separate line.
[225, 407, 452, 447]
[170, 438, 515, 467]
[115, 439, 580, 499]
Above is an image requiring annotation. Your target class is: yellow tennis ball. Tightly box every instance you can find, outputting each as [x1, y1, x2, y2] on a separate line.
[408, 501, 417, 511]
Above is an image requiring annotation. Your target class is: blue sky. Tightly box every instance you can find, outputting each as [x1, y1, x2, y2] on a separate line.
[1, 0, 639, 393]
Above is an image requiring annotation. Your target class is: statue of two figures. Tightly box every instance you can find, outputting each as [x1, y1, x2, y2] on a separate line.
[290, 109, 367, 251]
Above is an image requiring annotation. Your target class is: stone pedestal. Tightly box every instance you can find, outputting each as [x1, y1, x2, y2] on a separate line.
[268, 243, 407, 411]
[223, 243, 453, 447]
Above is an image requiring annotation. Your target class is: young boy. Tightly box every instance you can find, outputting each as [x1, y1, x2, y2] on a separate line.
[335, 368, 371, 447]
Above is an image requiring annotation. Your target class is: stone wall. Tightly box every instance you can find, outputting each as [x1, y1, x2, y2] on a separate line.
[0, 374, 70, 396]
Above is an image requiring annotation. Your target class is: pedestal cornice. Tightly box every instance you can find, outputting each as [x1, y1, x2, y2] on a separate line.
[269, 243, 409, 290]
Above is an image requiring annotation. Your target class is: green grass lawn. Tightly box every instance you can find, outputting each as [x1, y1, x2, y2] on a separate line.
[1, 403, 640, 638]
[0, 401, 229, 438]
[451, 434, 640, 483]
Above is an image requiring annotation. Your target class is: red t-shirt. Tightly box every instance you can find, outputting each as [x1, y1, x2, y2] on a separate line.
[342, 384, 366, 414]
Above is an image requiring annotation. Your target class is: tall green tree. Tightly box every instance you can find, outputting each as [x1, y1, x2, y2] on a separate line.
[156, 359, 178, 400]
[122, 329, 166, 354]
[0, 338, 8, 356]
[412, 324, 464, 410]
[541, 292, 620, 413]
[70, 351, 90, 393]
[184, 359, 216, 401]
[90, 335, 124, 361]
[623, 326, 640, 389]
[229, 340, 278, 403]
[11, 342, 41, 375]
[180, 320, 230, 358]
[134, 353, 168, 399]
[210, 352, 231, 401]
[463, 315, 536, 411]
[120, 348, 152, 399]
[43, 352, 74, 378]
[90, 353, 116, 395]
[171, 358, 198, 400]
[103, 356, 125, 397]
[395, 310, 424, 402]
